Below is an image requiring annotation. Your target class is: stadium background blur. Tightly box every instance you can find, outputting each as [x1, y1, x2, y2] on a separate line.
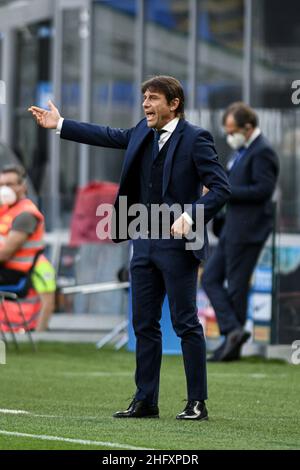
[0, 0, 300, 452]
[0, 0, 300, 351]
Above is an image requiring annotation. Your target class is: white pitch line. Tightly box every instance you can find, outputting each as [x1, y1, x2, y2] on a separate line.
[0, 409, 108, 421]
[208, 372, 287, 379]
[0, 409, 30, 415]
[0, 430, 152, 451]
[0, 409, 68, 420]
[62, 372, 132, 377]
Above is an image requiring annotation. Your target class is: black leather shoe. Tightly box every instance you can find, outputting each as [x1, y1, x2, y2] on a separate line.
[207, 339, 227, 362]
[113, 399, 159, 418]
[176, 401, 208, 421]
[220, 328, 251, 361]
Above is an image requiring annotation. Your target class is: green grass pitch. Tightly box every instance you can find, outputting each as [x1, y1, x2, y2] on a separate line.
[0, 342, 299, 450]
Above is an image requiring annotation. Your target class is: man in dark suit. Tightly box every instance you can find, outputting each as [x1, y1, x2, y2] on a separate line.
[202, 102, 279, 362]
[29, 76, 230, 420]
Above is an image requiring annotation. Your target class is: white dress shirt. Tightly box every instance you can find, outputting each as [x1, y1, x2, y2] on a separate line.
[244, 127, 261, 148]
[56, 117, 64, 134]
[154, 118, 193, 226]
[156, 117, 179, 150]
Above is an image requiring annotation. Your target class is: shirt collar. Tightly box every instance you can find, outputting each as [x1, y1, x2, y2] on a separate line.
[159, 117, 180, 134]
[245, 127, 261, 148]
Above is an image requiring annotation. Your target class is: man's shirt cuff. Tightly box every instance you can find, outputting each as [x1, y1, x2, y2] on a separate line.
[182, 212, 193, 226]
[56, 117, 64, 135]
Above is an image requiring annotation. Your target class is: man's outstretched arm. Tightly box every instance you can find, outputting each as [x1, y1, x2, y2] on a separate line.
[28, 100, 132, 149]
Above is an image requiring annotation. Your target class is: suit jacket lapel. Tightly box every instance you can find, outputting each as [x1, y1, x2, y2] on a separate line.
[120, 124, 152, 184]
[230, 136, 261, 176]
[162, 119, 185, 196]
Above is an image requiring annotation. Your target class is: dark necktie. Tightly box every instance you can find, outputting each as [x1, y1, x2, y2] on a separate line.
[152, 129, 167, 161]
[231, 146, 246, 170]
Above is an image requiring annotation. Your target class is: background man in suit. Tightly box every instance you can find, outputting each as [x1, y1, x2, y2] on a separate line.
[29, 76, 230, 420]
[202, 102, 279, 362]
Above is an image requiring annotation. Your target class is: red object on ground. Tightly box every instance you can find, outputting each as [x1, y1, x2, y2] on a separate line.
[0, 288, 41, 332]
[70, 181, 119, 246]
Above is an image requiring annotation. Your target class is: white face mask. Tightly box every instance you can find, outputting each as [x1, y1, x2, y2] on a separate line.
[0, 185, 17, 206]
[226, 132, 246, 150]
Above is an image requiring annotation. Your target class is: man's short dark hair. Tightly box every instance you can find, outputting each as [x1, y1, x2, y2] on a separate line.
[141, 75, 185, 118]
[222, 102, 258, 128]
[1, 164, 27, 184]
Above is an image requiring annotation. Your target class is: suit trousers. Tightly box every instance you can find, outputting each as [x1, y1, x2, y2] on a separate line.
[201, 236, 262, 335]
[130, 238, 207, 405]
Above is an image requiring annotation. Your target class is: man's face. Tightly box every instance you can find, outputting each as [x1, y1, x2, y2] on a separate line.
[0, 172, 25, 201]
[143, 89, 178, 130]
[224, 114, 252, 140]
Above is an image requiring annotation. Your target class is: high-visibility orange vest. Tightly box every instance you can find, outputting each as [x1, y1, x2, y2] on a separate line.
[0, 198, 45, 273]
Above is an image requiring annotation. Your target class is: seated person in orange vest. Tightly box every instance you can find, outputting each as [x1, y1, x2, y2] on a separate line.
[0, 164, 45, 286]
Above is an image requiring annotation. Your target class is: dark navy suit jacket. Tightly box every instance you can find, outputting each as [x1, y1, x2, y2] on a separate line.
[223, 134, 279, 244]
[61, 117, 231, 259]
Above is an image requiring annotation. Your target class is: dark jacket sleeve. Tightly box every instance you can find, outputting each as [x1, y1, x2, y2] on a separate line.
[188, 130, 231, 224]
[230, 147, 279, 202]
[61, 119, 134, 149]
